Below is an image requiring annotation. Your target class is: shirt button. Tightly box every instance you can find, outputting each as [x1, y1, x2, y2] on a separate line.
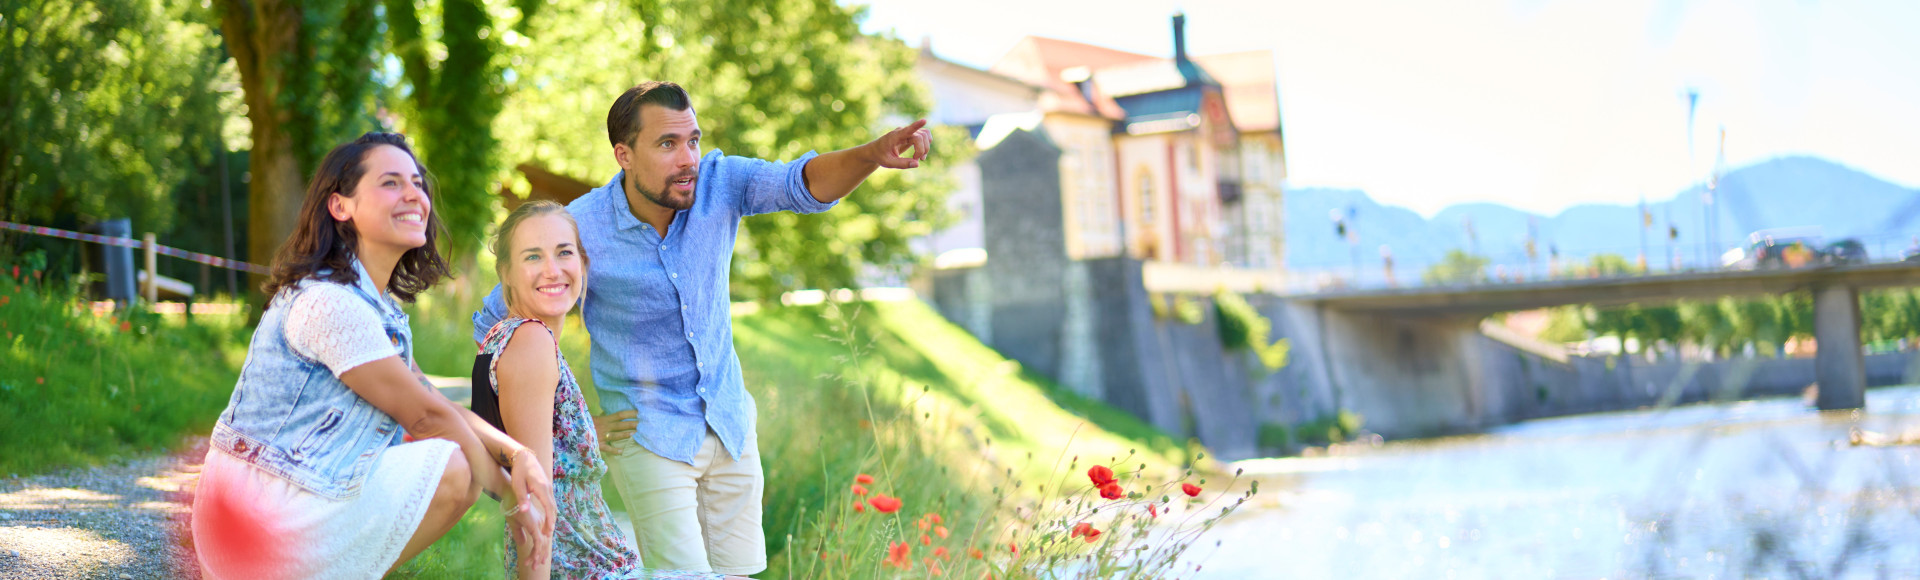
[687, 331, 694, 338]
[671, 272, 678, 279]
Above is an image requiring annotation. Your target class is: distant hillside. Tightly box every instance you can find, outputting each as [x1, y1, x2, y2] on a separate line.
[1285, 157, 1920, 274]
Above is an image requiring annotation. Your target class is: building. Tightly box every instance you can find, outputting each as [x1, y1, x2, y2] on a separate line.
[919, 13, 1287, 271]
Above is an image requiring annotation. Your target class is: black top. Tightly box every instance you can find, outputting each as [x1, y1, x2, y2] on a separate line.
[469, 352, 506, 433]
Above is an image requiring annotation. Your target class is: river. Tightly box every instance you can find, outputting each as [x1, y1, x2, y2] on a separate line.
[1199, 386, 1920, 579]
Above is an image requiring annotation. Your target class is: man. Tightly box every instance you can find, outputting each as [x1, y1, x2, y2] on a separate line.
[473, 81, 928, 574]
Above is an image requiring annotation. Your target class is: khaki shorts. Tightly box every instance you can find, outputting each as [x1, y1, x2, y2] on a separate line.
[605, 430, 766, 575]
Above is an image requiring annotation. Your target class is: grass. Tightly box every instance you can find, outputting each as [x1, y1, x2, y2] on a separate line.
[392, 290, 1205, 578]
[0, 267, 250, 476]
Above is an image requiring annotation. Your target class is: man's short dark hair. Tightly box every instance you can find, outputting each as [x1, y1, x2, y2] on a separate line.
[607, 81, 693, 148]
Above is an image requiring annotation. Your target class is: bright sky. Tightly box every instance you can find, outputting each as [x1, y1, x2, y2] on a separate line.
[853, 0, 1920, 217]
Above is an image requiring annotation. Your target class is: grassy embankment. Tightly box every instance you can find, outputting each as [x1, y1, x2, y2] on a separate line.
[0, 269, 251, 477]
[0, 260, 1203, 577]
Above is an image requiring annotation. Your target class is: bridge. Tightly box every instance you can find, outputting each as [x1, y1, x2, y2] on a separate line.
[1276, 262, 1920, 437]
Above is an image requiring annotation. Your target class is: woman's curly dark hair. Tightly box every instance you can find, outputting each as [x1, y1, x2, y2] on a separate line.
[261, 132, 452, 302]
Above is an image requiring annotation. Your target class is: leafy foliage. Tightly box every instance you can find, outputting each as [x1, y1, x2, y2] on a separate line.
[492, 0, 959, 299]
[1421, 249, 1490, 286]
[1213, 290, 1290, 371]
[0, 0, 231, 232]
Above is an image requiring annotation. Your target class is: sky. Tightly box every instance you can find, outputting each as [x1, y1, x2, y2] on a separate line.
[851, 0, 1920, 217]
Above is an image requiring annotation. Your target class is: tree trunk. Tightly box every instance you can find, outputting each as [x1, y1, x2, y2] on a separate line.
[218, 0, 305, 307]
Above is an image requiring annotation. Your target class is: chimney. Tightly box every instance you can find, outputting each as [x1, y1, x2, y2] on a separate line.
[1172, 12, 1188, 62]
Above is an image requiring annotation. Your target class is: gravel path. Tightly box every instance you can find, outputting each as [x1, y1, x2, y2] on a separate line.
[0, 441, 206, 580]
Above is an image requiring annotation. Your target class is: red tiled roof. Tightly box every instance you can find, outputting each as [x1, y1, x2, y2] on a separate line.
[990, 36, 1156, 119]
[1191, 51, 1281, 132]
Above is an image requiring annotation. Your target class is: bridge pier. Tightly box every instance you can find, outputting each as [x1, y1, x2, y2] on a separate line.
[1813, 283, 1866, 410]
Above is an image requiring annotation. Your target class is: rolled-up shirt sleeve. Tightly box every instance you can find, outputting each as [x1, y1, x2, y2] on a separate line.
[471, 283, 508, 344]
[733, 150, 837, 217]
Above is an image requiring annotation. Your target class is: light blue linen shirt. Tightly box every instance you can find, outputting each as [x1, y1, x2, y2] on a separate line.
[474, 148, 835, 464]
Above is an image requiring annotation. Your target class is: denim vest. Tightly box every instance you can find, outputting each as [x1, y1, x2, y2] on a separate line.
[211, 260, 412, 500]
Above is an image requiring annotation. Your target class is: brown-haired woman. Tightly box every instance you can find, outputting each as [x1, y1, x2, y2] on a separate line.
[192, 132, 555, 578]
[473, 200, 738, 579]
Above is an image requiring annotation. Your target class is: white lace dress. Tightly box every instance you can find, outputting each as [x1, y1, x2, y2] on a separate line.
[194, 283, 458, 579]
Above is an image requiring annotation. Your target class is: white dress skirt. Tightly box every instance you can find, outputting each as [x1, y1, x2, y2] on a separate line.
[193, 438, 459, 579]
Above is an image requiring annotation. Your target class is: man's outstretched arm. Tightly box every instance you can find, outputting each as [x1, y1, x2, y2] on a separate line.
[801, 119, 932, 203]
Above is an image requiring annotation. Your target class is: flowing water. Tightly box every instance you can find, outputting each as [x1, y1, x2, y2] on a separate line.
[1198, 386, 1920, 579]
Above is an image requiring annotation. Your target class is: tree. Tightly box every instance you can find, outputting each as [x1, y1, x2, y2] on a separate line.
[1, 0, 230, 235]
[216, 0, 387, 293]
[1421, 250, 1489, 286]
[491, 0, 959, 300]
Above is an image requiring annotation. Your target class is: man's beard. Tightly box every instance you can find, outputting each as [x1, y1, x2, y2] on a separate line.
[630, 169, 697, 211]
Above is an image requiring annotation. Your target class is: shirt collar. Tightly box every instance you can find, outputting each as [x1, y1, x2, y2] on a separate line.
[347, 257, 400, 317]
[605, 172, 647, 232]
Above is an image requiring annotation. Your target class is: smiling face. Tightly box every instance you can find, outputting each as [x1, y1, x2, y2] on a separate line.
[327, 144, 431, 255]
[615, 104, 702, 212]
[502, 213, 586, 323]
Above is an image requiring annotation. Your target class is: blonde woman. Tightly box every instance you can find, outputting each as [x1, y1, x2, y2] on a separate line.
[473, 200, 739, 579]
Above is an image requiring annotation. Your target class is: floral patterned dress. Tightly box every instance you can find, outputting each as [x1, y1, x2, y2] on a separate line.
[482, 318, 728, 580]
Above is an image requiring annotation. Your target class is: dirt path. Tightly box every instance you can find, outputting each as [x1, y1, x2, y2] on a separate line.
[0, 442, 205, 580]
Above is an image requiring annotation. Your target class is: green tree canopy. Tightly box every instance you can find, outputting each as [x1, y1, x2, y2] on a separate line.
[492, 0, 960, 300]
[1422, 250, 1489, 286]
[1, 0, 232, 232]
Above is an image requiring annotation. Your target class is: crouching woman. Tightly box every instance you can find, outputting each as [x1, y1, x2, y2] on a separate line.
[191, 132, 555, 579]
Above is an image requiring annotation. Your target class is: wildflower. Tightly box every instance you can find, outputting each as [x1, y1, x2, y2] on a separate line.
[855, 502, 866, 513]
[1071, 522, 1092, 538]
[1182, 483, 1202, 497]
[1147, 504, 1158, 518]
[1099, 482, 1123, 500]
[856, 473, 874, 484]
[851, 484, 869, 496]
[0, 295, 9, 306]
[936, 525, 949, 539]
[1088, 465, 1115, 487]
[934, 546, 950, 561]
[1008, 542, 1018, 555]
[1082, 527, 1102, 543]
[929, 513, 943, 525]
[926, 559, 945, 576]
[968, 548, 984, 560]
[885, 541, 912, 570]
[35, 377, 44, 385]
[119, 321, 131, 332]
[917, 517, 930, 531]
[921, 534, 931, 546]
[869, 494, 902, 513]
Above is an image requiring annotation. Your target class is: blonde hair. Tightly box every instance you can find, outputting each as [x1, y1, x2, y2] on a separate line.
[491, 200, 588, 308]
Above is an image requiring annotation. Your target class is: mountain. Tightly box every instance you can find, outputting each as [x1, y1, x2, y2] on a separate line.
[1284, 157, 1920, 276]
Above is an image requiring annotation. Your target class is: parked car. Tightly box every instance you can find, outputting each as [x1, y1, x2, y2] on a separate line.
[1823, 239, 1868, 265]
[1741, 228, 1822, 269]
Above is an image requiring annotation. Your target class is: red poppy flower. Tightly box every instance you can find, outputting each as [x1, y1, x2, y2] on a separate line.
[851, 484, 869, 496]
[1147, 504, 1158, 518]
[885, 541, 912, 570]
[868, 494, 902, 513]
[1008, 542, 1018, 555]
[855, 502, 866, 513]
[119, 320, 131, 332]
[929, 513, 943, 525]
[927, 559, 945, 576]
[35, 377, 43, 385]
[856, 473, 874, 484]
[1082, 527, 1102, 543]
[1088, 465, 1115, 487]
[968, 548, 984, 560]
[1182, 483, 1202, 497]
[1099, 482, 1123, 500]
[1071, 522, 1092, 538]
[917, 517, 930, 531]
[921, 534, 931, 546]
[936, 525, 949, 539]
[934, 546, 950, 561]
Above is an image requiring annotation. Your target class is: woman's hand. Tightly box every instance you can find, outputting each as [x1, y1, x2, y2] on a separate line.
[592, 410, 639, 455]
[509, 448, 557, 540]
[504, 491, 552, 578]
